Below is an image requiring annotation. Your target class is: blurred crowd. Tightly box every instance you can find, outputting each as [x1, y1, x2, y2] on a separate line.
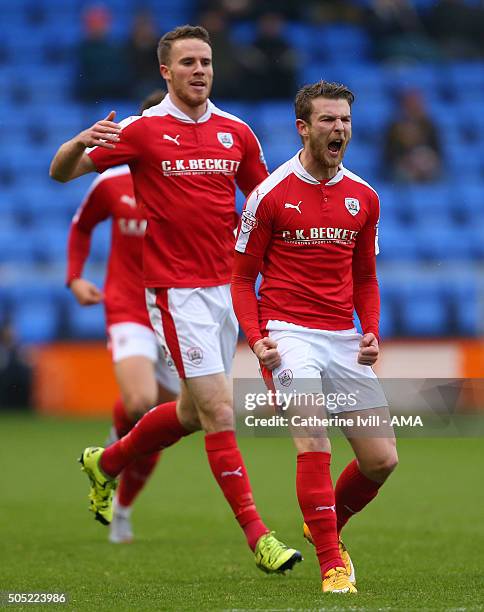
[76, 0, 484, 103]
[75, 0, 483, 184]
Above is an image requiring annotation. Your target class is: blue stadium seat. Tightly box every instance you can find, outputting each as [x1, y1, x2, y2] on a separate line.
[67, 300, 106, 340]
[377, 184, 402, 219]
[444, 141, 482, 176]
[379, 294, 396, 339]
[89, 221, 111, 264]
[343, 143, 380, 182]
[230, 21, 257, 45]
[7, 283, 64, 344]
[382, 64, 443, 95]
[398, 280, 450, 336]
[350, 98, 393, 136]
[257, 101, 300, 165]
[446, 62, 484, 101]
[0, 226, 37, 264]
[376, 220, 419, 262]
[457, 181, 484, 223]
[217, 102, 259, 131]
[12, 298, 60, 344]
[415, 222, 473, 261]
[447, 277, 482, 335]
[317, 25, 371, 62]
[262, 142, 293, 170]
[403, 184, 453, 221]
[33, 222, 70, 264]
[338, 65, 386, 98]
[468, 225, 484, 259]
[283, 23, 312, 62]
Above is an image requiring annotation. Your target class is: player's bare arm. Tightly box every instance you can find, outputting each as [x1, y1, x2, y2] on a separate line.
[50, 111, 121, 182]
[69, 278, 103, 306]
[357, 333, 379, 366]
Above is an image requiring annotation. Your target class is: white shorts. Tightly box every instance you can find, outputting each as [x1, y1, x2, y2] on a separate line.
[107, 322, 180, 395]
[145, 285, 238, 379]
[263, 321, 388, 414]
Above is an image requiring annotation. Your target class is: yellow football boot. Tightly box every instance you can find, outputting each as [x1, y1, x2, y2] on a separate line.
[322, 567, 357, 594]
[303, 523, 355, 584]
[254, 532, 303, 574]
[79, 447, 117, 525]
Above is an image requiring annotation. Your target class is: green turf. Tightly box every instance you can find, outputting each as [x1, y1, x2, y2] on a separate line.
[1, 412, 483, 611]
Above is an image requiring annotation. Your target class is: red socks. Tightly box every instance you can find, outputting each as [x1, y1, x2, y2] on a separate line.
[205, 430, 268, 551]
[116, 450, 161, 507]
[110, 399, 162, 508]
[101, 401, 188, 477]
[335, 459, 381, 534]
[296, 452, 343, 577]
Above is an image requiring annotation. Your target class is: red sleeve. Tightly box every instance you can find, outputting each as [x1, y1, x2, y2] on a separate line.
[352, 192, 380, 340]
[231, 251, 264, 349]
[66, 177, 111, 285]
[233, 189, 274, 347]
[235, 124, 269, 196]
[87, 116, 142, 173]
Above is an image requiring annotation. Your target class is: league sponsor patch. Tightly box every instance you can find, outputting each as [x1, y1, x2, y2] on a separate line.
[278, 369, 293, 387]
[240, 210, 258, 234]
[187, 346, 204, 365]
[345, 197, 360, 216]
[217, 132, 234, 148]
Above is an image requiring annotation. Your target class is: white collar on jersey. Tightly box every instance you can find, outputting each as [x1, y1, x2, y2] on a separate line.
[290, 149, 345, 186]
[143, 93, 215, 124]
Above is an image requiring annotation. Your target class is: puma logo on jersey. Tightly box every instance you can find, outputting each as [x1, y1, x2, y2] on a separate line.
[221, 466, 243, 478]
[120, 194, 136, 208]
[315, 504, 336, 512]
[285, 201, 302, 214]
[163, 134, 180, 145]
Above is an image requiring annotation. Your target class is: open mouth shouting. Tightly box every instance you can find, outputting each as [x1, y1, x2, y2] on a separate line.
[327, 139, 343, 158]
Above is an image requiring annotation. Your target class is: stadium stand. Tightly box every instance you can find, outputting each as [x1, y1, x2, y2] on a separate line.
[0, 1, 482, 342]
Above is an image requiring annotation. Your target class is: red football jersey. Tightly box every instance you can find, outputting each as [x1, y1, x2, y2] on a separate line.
[88, 95, 268, 288]
[235, 152, 380, 333]
[67, 165, 150, 328]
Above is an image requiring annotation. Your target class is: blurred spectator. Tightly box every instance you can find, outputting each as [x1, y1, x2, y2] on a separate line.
[383, 89, 442, 183]
[426, 0, 484, 59]
[366, 0, 439, 63]
[0, 323, 32, 410]
[199, 0, 303, 21]
[126, 10, 161, 100]
[242, 12, 298, 100]
[199, 9, 247, 99]
[77, 5, 128, 102]
[306, 0, 364, 25]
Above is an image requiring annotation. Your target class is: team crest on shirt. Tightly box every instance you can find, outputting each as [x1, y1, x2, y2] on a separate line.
[240, 210, 258, 234]
[345, 198, 360, 216]
[217, 132, 234, 148]
[278, 369, 293, 387]
[187, 347, 204, 365]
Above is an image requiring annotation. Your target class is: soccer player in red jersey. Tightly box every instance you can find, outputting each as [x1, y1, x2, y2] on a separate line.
[50, 25, 302, 574]
[231, 81, 398, 594]
[67, 91, 180, 543]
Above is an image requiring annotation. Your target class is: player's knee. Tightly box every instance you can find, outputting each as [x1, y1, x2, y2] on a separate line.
[199, 400, 234, 431]
[294, 437, 331, 454]
[124, 391, 157, 421]
[361, 451, 398, 482]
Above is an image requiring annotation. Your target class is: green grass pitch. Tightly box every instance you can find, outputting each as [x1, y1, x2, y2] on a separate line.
[1, 412, 483, 611]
